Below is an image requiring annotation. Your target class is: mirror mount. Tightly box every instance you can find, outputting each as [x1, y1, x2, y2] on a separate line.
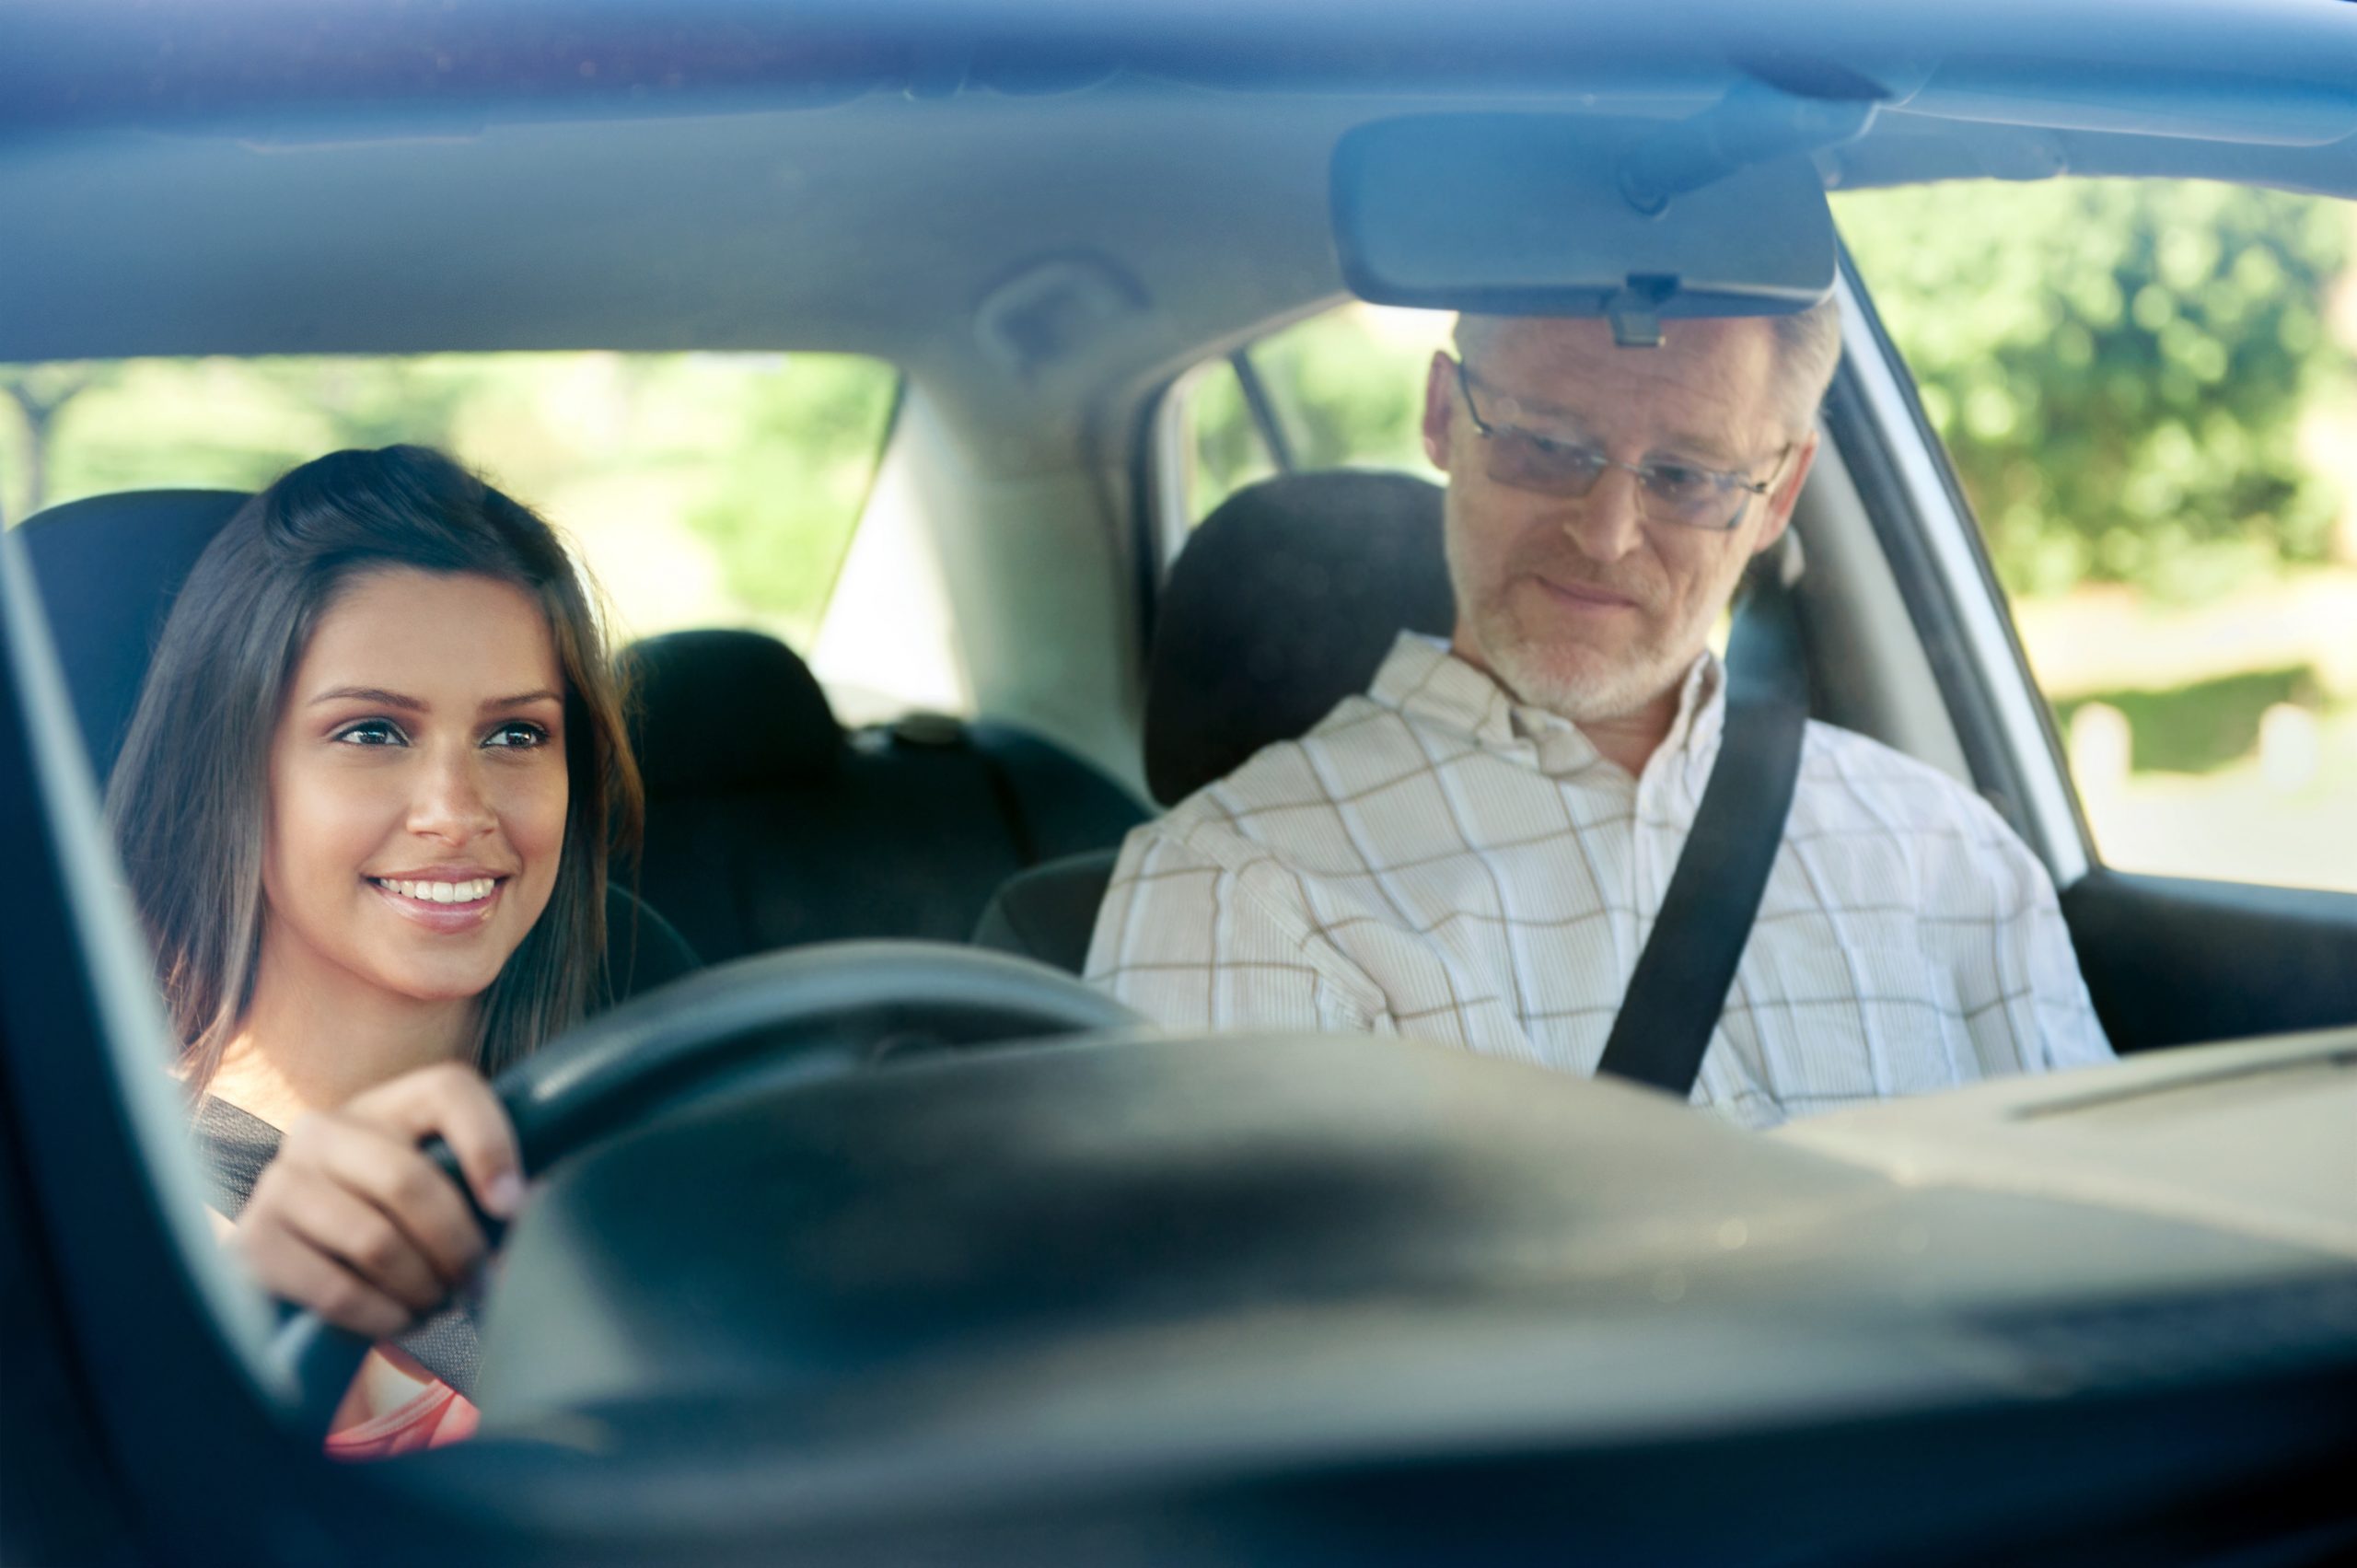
[1618, 82, 1878, 217]
[1603, 276, 1675, 349]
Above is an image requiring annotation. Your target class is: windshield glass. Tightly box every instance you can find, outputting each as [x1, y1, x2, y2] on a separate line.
[1837, 180, 2357, 893]
[4, 41, 2353, 1540]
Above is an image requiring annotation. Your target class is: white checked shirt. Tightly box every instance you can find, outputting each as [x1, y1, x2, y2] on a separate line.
[1085, 633, 2113, 1129]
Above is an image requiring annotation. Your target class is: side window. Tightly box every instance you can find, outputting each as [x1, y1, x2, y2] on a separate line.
[1837, 180, 2357, 894]
[1178, 305, 1451, 528]
[0, 352, 902, 658]
[1185, 358, 1280, 523]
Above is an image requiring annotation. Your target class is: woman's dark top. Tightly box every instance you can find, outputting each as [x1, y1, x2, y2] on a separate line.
[191, 1095, 484, 1395]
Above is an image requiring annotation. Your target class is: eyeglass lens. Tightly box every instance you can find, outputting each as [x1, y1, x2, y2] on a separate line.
[1483, 431, 1747, 529]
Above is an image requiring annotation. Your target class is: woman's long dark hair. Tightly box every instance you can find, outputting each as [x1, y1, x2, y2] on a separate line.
[106, 446, 643, 1092]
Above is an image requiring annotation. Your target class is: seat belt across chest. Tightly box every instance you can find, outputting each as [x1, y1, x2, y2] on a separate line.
[1593, 552, 1810, 1098]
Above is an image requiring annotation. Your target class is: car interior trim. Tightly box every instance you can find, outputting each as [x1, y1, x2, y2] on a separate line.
[0, 529, 284, 1384]
[1779, 436, 1974, 784]
[1829, 269, 2092, 888]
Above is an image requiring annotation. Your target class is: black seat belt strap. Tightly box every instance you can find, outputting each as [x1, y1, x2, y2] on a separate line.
[1594, 554, 1810, 1097]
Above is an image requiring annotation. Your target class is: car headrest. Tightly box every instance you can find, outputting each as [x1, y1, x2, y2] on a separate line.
[1144, 470, 1454, 807]
[17, 489, 253, 786]
[619, 629, 842, 796]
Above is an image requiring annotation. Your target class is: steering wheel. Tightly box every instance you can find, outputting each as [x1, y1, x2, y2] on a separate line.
[268, 940, 1145, 1436]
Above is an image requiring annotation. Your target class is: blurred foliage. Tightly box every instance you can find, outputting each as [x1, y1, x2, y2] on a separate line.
[682, 355, 898, 629]
[1191, 308, 1442, 519]
[0, 352, 899, 641]
[1835, 180, 2353, 601]
[1189, 361, 1278, 518]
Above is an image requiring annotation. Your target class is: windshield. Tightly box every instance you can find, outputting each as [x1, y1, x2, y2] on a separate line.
[3, 26, 2354, 1559]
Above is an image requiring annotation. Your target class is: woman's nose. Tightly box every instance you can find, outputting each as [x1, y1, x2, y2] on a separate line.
[407, 749, 497, 842]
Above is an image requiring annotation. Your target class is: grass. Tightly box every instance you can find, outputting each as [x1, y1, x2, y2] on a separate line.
[2050, 666, 2316, 776]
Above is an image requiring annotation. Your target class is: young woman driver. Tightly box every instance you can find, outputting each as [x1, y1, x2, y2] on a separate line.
[107, 446, 642, 1457]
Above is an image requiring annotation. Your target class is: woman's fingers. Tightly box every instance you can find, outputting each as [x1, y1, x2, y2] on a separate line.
[274, 1115, 486, 1292]
[237, 1196, 416, 1341]
[344, 1062, 526, 1222]
[246, 1156, 451, 1315]
[234, 1063, 525, 1336]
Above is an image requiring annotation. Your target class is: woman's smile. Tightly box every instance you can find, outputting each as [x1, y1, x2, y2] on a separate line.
[367, 871, 509, 932]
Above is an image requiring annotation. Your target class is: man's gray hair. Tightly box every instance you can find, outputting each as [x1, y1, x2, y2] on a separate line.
[1454, 295, 1843, 434]
[1765, 294, 1842, 431]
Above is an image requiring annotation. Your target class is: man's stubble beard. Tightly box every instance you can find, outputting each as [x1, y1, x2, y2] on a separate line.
[1463, 596, 1689, 725]
[1446, 531, 1698, 726]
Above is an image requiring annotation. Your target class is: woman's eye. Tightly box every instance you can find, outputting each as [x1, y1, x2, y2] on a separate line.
[332, 720, 406, 748]
[484, 722, 551, 749]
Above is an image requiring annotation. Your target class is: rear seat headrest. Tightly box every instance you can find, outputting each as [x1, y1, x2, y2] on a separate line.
[17, 488, 253, 785]
[620, 629, 842, 796]
[1144, 470, 1454, 807]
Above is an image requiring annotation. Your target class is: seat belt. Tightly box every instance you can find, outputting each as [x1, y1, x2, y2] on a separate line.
[192, 1096, 486, 1395]
[1593, 545, 1810, 1098]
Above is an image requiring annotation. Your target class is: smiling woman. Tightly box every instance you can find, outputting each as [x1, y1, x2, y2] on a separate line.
[101, 445, 643, 1455]
[261, 570, 572, 1071]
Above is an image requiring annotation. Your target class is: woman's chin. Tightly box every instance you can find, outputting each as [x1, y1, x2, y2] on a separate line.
[369, 954, 514, 1007]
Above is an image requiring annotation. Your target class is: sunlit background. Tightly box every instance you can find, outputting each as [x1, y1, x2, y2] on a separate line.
[5, 179, 2351, 893]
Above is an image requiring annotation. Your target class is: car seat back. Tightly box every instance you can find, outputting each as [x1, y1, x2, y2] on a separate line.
[621, 628, 1144, 963]
[972, 469, 1451, 972]
[17, 488, 248, 786]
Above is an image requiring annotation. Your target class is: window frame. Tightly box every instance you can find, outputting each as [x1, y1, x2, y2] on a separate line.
[1825, 259, 2098, 888]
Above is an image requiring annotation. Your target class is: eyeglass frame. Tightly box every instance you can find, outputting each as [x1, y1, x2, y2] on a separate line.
[1450, 355, 1795, 534]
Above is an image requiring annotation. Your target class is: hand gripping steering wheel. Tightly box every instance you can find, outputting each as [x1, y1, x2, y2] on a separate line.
[269, 941, 1145, 1435]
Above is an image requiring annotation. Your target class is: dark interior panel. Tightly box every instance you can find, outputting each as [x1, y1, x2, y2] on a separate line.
[2062, 868, 2357, 1051]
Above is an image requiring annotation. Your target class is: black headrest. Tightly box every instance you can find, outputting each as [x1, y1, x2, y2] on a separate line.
[620, 629, 842, 796]
[17, 489, 252, 785]
[1144, 470, 1454, 806]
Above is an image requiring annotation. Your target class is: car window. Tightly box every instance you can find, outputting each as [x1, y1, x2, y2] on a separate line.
[1838, 180, 2357, 895]
[1178, 304, 1448, 528]
[0, 352, 900, 656]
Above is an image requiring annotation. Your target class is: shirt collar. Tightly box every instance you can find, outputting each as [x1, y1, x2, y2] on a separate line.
[1365, 632, 1727, 797]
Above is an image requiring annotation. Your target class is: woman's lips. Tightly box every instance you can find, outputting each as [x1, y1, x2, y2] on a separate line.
[367, 877, 505, 934]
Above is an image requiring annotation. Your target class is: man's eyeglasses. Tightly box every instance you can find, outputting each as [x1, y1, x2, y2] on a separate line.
[1453, 357, 1792, 533]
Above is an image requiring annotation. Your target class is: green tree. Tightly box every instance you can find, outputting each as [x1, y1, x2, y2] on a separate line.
[1192, 309, 1441, 520]
[1834, 180, 2352, 600]
[0, 363, 120, 522]
[4, 354, 504, 516]
[684, 355, 899, 637]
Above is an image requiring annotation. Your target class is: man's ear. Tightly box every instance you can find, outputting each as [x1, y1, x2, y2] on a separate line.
[1750, 431, 1817, 556]
[1421, 350, 1457, 473]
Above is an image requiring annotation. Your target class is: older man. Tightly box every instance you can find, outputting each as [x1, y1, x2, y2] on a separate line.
[1084, 304, 2112, 1128]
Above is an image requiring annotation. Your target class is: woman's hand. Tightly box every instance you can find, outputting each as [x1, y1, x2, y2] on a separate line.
[235, 1063, 524, 1339]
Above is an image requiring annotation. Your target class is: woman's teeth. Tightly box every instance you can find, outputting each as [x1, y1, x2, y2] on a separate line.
[375, 877, 496, 904]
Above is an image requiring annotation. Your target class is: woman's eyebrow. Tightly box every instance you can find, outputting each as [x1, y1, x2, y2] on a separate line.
[310, 686, 424, 711]
[482, 689, 563, 711]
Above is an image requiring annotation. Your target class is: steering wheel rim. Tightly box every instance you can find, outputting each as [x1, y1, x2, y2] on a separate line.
[269, 940, 1146, 1437]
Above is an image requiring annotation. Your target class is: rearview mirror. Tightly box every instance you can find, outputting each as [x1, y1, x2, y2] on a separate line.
[1331, 110, 1849, 345]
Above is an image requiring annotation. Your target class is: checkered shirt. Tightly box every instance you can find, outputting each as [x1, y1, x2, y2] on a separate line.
[1085, 633, 2113, 1129]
